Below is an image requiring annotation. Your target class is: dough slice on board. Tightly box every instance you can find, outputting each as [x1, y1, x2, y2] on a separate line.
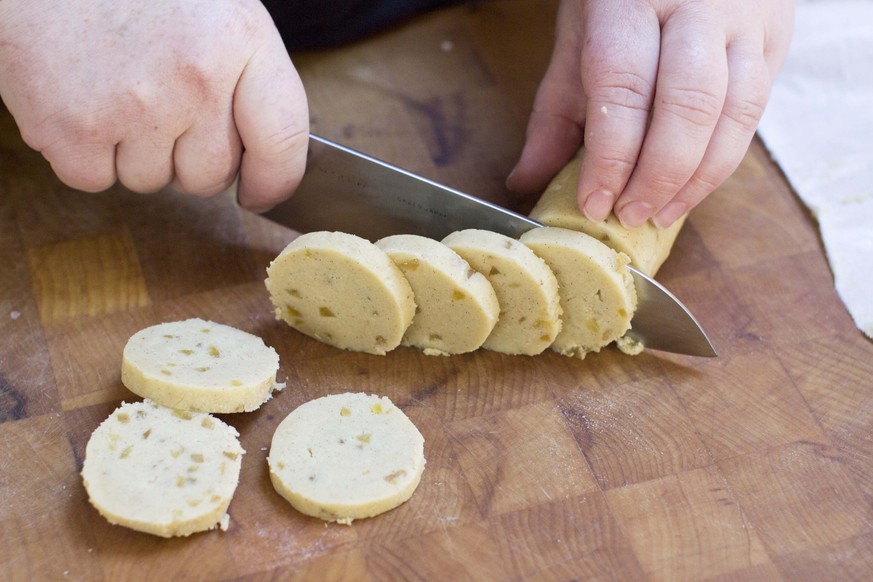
[265, 231, 416, 355]
[81, 400, 245, 538]
[520, 226, 637, 359]
[528, 154, 686, 276]
[376, 234, 499, 356]
[442, 229, 562, 355]
[268, 392, 426, 525]
[121, 318, 281, 413]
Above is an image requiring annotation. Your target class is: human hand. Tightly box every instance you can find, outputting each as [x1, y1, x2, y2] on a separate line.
[507, 0, 794, 228]
[0, 0, 308, 211]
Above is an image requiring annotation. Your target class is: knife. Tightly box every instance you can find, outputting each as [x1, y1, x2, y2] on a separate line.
[260, 134, 717, 357]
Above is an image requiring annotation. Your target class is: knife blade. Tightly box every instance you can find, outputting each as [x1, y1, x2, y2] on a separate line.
[260, 134, 717, 357]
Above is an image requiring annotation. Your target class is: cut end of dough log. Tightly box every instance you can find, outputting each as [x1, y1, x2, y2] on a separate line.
[520, 226, 637, 359]
[529, 155, 686, 277]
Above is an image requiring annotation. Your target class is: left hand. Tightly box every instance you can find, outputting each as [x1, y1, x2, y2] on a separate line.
[507, 0, 795, 228]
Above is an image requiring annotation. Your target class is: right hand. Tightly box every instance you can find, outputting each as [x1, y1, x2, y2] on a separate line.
[0, 0, 309, 211]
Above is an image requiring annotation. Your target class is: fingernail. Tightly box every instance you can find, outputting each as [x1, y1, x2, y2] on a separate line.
[652, 201, 688, 229]
[582, 189, 614, 221]
[617, 201, 654, 228]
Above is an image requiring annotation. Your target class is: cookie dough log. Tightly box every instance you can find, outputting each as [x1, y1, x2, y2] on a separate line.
[442, 229, 562, 355]
[268, 392, 426, 525]
[520, 226, 637, 359]
[528, 155, 687, 276]
[122, 318, 282, 413]
[265, 231, 416, 355]
[375, 234, 499, 356]
[81, 400, 245, 538]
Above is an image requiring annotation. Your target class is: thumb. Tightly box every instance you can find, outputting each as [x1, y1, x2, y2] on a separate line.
[506, 7, 587, 195]
[234, 32, 309, 212]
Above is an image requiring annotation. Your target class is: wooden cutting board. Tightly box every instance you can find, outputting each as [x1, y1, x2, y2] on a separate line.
[2, 2, 872, 580]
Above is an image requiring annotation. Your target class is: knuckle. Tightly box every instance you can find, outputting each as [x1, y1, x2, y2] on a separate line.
[645, 166, 692, 195]
[658, 86, 723, 128]
[590, 148, 637, 175]
[258, 124, 309, 161]
[585, 71, 654, 113]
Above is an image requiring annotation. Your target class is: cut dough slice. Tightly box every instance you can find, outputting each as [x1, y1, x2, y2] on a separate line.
[81, 400, 245, 538]
[520, 226, 637, 359]
[268, 392, 425, 525]
[528, 154, 686, 276]
[265, 231, 415, 355]
[376, 234, 499, 356]
[442, 229, 562, 355]
[121, 318, 281, 413]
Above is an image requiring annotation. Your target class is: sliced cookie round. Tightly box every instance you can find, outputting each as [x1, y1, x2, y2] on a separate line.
[519, 226, 637, 359]
[121, 318, 281, 413]
[81, 400, 245, 538]
[268, 392, 426, 525]
[442, 229, 562, 355]
[376, 234, 498, 356]
[266, 232, 415, 355]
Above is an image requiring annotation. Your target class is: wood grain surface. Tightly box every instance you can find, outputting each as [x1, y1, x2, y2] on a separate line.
[3, 1, 873, 580]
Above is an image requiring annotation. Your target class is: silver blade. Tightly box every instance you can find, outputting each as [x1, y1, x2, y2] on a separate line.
[261, 134, 717, 357]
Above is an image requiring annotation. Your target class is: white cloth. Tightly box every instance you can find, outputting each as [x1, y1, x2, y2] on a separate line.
[758, 0, 873, 339]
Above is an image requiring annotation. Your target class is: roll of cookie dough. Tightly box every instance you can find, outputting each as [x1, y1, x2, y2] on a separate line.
[528, 155, 686, 276]
[376, 234, 498, 356]
[520, 226, 637, 359]
[442, 229, 562, 355]
[265, 231, 416, 355]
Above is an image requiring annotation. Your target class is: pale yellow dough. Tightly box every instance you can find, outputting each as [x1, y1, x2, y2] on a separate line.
[442, 229, 562, 355]
[520, 227, 637, 359]
[268, 392, 426, 524]
[81, 400, 244, 538]
[265, 231, 416, 355]
[121, 318, 281, 413]
[376, 234, 498, 356]
[528, 155, 686, 276]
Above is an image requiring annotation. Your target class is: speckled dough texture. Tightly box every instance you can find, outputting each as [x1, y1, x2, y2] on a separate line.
[265, 231, 416, 355]
[268, 392, 426, 525]
[528, 155, 686, 277]
[81, 400, 244, 538]
[121, 318, 281, 413]
[442, 229, 562, 355]
[520, 226, 637, 359]
[376, 234, 498, 356]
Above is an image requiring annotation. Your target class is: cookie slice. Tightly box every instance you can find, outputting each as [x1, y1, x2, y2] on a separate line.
[121, 318, 281, 413]
[519, 226, 637, 359]
[268, 392, 425, 525]
[528, 154, 686, 276]
[265, 232, 415, 355]
[376, 234, 498, 356]
[442, 229, 562, 355]
[81, 400, 245, 538]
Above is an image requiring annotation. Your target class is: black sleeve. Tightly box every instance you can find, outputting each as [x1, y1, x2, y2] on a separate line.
[262, 0, 466, 51]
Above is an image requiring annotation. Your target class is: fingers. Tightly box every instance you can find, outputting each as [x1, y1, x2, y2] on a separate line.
[613, 6, 728, 228]
[652, 38, 771, 228]
[506, 2, 587, 196]
[115, 134, 176, 194]
[41, 140, 117, 193]
[170, 106, 242, 197]
[233, 32, 309, 213]
[576, 0, 661, 221]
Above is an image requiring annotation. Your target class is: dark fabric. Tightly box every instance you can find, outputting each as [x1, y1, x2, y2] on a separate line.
[261, 0, 466, 51]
